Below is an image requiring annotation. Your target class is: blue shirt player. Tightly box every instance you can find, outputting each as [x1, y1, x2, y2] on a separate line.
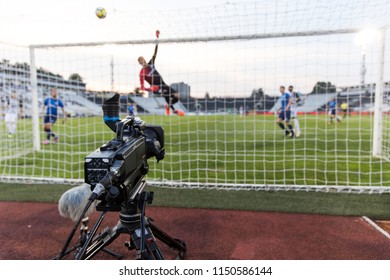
[127, 102, 136, 116]
[327, 97, 341, 125]
[276, 85, 295, 138]
[42, 88, 66, 144]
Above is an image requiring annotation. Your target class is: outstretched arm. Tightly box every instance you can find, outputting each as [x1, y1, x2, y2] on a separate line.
[151, 43, 158, 65]
[151, 30, 160, 65]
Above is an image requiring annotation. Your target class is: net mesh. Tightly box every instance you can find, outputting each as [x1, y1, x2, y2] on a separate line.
[1, 0, 390, 192]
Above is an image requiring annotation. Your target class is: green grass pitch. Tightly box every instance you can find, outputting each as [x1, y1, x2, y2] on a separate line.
[1, 113, 390, 187]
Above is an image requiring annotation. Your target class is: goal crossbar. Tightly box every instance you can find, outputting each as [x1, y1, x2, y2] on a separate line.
[29, 29, 360, 49]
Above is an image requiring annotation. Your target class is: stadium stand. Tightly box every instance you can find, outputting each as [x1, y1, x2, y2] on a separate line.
[18, 89, 102, 118]
[269, 92, 337, 113]
[60, 91, 101, 116]
[179, 95, 278, 115]
[129, 96, 188, 115]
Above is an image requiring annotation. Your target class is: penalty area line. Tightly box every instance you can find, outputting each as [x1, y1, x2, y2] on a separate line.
[362, 216, 390, 240]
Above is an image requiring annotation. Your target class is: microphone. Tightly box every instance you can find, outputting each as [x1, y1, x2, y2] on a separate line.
[58, 184, 97, 222]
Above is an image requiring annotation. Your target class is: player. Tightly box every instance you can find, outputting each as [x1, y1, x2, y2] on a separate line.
[288, 85, 301, 137]
[327, 97, 341, 125]
[4, 92, 20, 138]
[41, 88, 66, 144]
[138, 31, 184, 116]
[0, 95, 7, 120]
[276, 85, 295, 138]
[127, 101, 137, 116]
[340, 102, 349, 119]
[239, 105, 244, 117]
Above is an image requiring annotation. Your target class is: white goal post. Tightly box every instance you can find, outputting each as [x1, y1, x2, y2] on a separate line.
[372, 27, 386, 158]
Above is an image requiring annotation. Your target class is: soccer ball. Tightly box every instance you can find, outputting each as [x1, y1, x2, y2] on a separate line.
[95, 7, 107, 19]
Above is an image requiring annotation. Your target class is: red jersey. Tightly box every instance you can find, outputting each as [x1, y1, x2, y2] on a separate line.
[139, 60, 164, 91]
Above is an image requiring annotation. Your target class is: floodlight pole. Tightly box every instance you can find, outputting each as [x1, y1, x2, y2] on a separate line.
[372, 27, 386, 157]
[110, 55, 114, 92]
[29, 46, 41, 152]
[360, 45, 366, 91]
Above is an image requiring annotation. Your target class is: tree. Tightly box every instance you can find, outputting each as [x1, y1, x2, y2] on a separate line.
[204, 92, 210, 99]
[311, 81, 336, 94]
[251, 88, 264, 100]
[133, 87, 144, 96]
[69, 73, 83, 82]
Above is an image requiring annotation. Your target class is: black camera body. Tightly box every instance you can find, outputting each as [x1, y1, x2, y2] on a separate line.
[84, 94, 165, 211]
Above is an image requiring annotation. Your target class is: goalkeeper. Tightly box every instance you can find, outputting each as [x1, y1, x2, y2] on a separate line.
[138, 32, 184, 116]
[340, 102, 349, 118]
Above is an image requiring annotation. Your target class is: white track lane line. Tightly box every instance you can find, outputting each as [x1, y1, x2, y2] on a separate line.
[362, 216, 390, 240]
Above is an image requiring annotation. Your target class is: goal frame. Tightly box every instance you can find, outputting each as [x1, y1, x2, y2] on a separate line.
[26, 28, 388, 193]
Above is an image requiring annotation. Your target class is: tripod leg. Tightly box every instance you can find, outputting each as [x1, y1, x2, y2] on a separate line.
[52, 245, 79, 260]
[102, 248, 123, 259]
[149, 218, 186, 259]
[75, 211, 110, 259]
[130, 224, 165, 260]
[55, 200, 95, 259]
[78, 227, 120, 260]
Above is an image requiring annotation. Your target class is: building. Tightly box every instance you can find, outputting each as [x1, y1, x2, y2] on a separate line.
[170, 82, 191, 100]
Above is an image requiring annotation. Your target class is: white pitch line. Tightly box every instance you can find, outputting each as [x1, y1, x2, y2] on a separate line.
[0, 150, 31, 162]
[362, 216, 390, 240]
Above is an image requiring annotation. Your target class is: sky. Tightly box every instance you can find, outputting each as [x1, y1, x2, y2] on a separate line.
[0, 0, 229, 45]
[1, 0, 390, 97]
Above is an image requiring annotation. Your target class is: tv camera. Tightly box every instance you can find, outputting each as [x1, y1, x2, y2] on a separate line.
[54, 93, 186, 260]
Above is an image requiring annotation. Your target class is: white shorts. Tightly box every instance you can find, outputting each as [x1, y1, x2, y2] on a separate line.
[290, 106, 297, 118]
[4, 113, 17, 123]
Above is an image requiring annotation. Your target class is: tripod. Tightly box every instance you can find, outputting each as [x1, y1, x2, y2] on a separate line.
[53, 216, 124, 260]
[54, 181, 186, 260]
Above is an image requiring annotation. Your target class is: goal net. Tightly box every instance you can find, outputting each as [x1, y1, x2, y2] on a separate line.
[1, 1, 390, 193]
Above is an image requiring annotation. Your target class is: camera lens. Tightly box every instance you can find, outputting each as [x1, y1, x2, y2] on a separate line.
[102, 94, 121, 132]
[102, 94, 120, 118]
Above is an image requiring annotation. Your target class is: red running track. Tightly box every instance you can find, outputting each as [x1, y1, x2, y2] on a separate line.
[0, 202, 389, 260]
